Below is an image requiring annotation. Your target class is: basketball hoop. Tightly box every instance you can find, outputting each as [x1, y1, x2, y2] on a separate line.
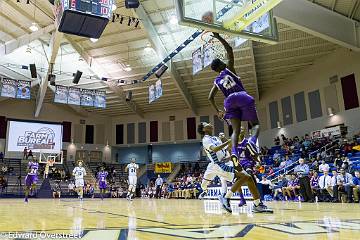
[47, 158, 55, 167]
[200, 31, 227, 61]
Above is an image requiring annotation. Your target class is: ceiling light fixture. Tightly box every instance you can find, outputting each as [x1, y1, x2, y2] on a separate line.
[124, 65, 132, 72]
[29, 22, 39, 32]
[169, 15, 178, 25]
[89, 38, 98, 43]
[144, 43, 154, 53]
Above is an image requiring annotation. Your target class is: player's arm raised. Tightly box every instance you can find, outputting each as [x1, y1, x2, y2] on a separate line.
[210, 139, 231, 152]
[212, 32, 235, 74]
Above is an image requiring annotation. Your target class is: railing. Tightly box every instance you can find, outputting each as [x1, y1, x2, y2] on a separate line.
[308, 139, 339, 159]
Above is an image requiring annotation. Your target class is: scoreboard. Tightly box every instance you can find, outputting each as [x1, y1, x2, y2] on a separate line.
[66, 0, 112, 18]
[55, 0, 113, 38]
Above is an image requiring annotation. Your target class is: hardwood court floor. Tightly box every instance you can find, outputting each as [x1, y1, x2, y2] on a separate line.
[0, 198, 359, 239]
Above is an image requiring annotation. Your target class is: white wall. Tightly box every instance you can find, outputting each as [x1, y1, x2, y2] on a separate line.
[258, 49, 360, 146]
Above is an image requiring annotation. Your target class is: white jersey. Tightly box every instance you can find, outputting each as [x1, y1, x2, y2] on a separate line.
[202, 135, 227, 163]
[73, 167, 86, 180]
[127, 163, 139, 177]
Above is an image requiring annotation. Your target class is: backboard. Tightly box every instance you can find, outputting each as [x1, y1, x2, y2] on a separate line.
[175, 0, 282, 44]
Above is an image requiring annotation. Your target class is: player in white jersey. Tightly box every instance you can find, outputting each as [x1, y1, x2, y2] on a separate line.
[198, 124, 236, 200]
[125, 158, 139, 201]
[73, 160, 86, 200]
[198, 122, 273, 213]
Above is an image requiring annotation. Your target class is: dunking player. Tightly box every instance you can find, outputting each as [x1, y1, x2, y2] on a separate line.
[198, 122, 272, 213]
[24, 156, 39, 202]
[125, 159, 139, 201]
[97, 166, 108, 200]
[208, 32, 260, 164]
[73, 160, 86, 201]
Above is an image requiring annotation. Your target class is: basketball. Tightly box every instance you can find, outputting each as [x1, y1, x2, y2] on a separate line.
[202, 11, 214, 24]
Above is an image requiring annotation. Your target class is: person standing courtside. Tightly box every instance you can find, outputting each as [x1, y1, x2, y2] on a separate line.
[155, 175, 163, 198]
[294, 158, 314, 202]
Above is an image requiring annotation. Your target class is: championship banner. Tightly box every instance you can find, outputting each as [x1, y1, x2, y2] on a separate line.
[154, 162, 172, 173]
[192, 47, 203, 75]
[68, 87, 81, 105]
[54, 85, 69, 104]
[155, 79, 163, 99]
[16, 80, 31, 99]
[1, 78, 17, 98]
[94, 90, 106, 108]
[149, 84, 156, 103]
[203, 186, 253, 200]
[223, 0, 282, 31]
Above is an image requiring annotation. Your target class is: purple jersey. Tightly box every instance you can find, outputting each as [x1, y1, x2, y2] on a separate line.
[289, 178, 299, 187]
[237, 138, 255, 169]
[27, 162, 39, 176]
[214, 68, 245, 97]
[310, 176, 319, 187]
[97, 171, 108, 182]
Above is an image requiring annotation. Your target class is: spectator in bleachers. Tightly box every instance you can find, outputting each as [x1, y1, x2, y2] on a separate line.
[28, 150, 33, 160]
[334, 168, 354, 203]
[318, 170, 333, 202]
[273, 150, 280, 162]
[258, 176, 273, 199]
[274, 136, 280, 146]
[23, 147, 28, 160]
[318, 159, 330, 173]
[334, 154, 343, 169]
[295, 158, 314, 202]
[285, 155, 293, 168]
[352, 171, 360, 203]
[273, 175, 287, 200]
[0, 152, 3, 162]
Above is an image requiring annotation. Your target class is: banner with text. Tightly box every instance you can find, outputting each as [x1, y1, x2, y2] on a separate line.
[154, 162, 172, 173]
[203, 186, 253, 200]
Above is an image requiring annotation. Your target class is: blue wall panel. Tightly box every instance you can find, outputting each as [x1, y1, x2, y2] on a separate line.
[152, 143, 201, 163]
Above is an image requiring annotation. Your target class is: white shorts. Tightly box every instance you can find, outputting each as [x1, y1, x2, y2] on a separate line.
[75, 179, 84, 188]
[203, 162, 234, 183]
[128, 176, 137, 186]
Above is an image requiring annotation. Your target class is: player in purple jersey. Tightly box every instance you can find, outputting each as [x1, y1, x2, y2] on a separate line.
[24, 156, 39, 202]
[208, 32, 260, 165]
[97, 167, 108, 200]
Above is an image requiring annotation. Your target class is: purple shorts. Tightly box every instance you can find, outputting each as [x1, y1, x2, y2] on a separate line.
[99, 181, 107, 189]
[224, 91, 258, 121]
[239, 158, 255, 170]
[25, 175, 37, 187]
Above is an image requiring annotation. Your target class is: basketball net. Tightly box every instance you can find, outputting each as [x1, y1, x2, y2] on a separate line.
[200, 31, 227, 60]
